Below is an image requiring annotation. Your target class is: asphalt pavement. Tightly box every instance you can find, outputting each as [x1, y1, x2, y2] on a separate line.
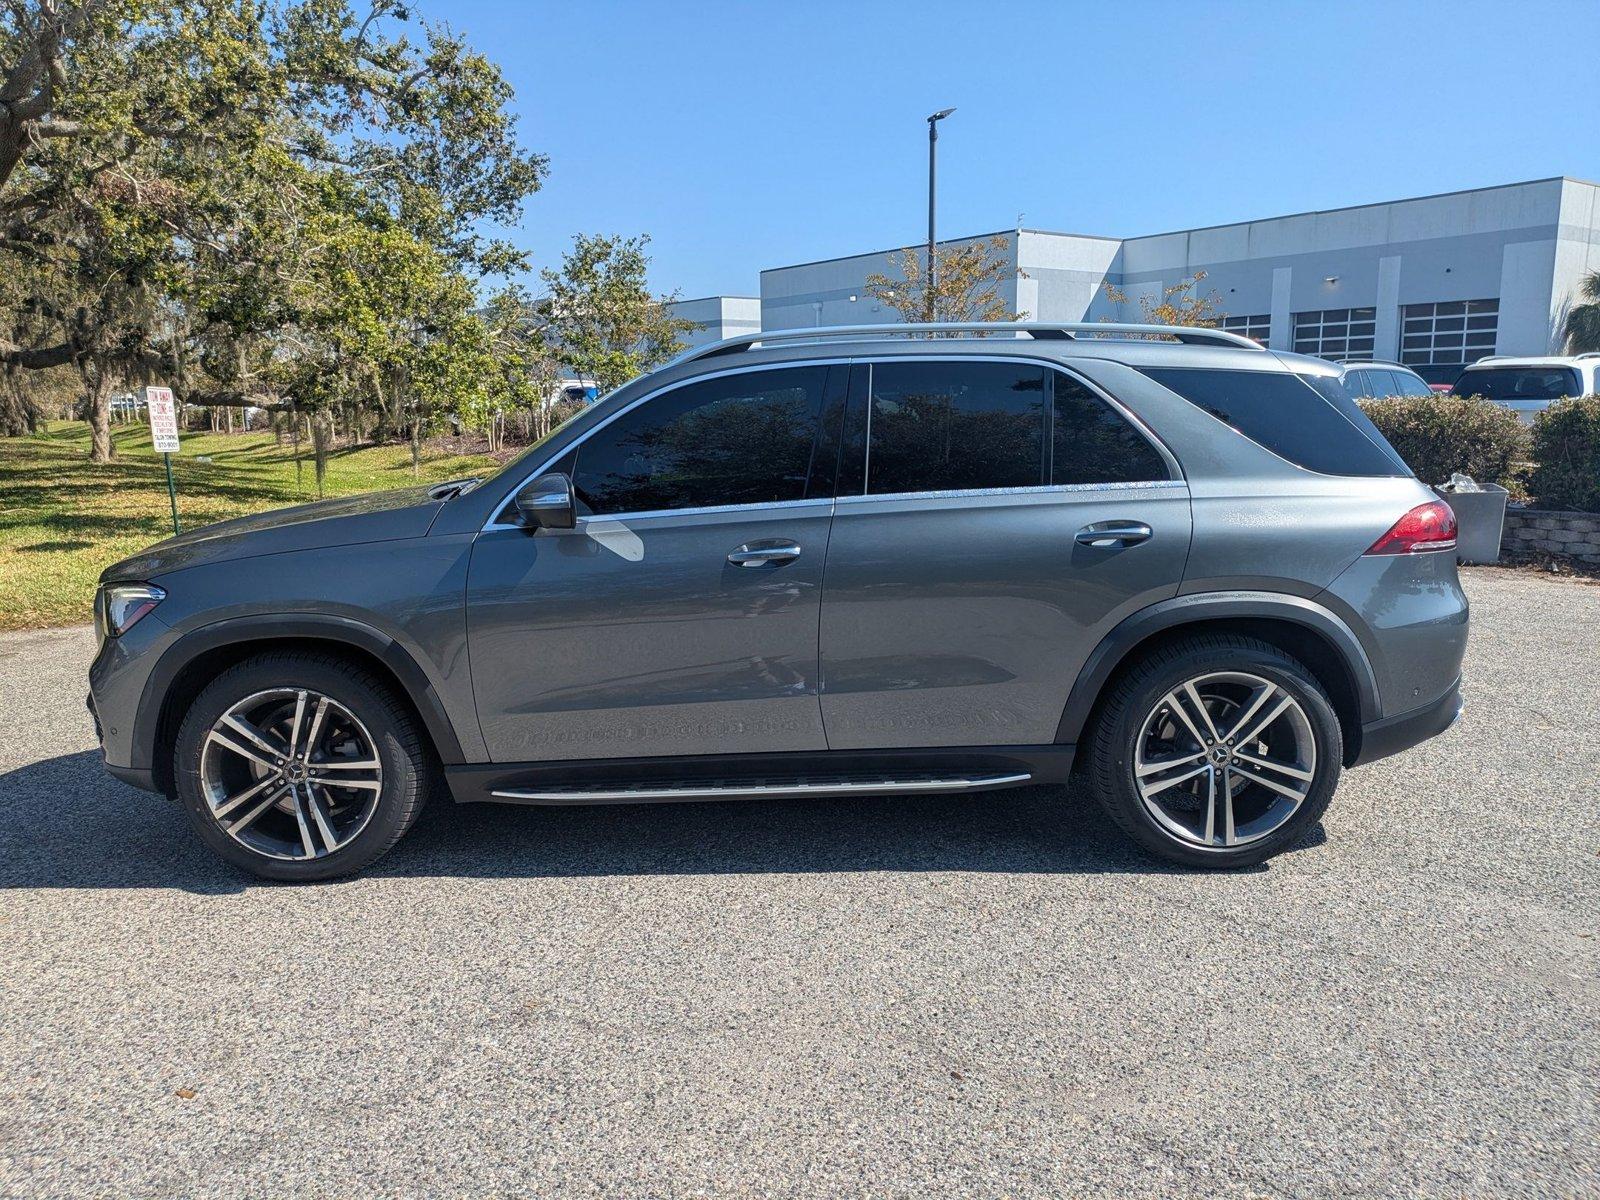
[1, 568, 1596, 1198]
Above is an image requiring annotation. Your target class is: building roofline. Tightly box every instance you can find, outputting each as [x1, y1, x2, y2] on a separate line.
[1126, 176, 1597, 242]
[760, 177, 1600, 279]
[761, 229, 1031, 276]
[668, 294, 759, 305]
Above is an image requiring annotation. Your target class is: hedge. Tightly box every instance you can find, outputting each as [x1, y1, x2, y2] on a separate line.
[1528, 395, 1600, 513]
[1358, 393, 1529, 491]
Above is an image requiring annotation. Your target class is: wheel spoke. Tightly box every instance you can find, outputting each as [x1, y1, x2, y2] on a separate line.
[303, 696, 330, 761]
[1141, 761, 1212, 796]
[220, 714, 287, 760]
[289, 785, 317, 858]
[1202, 767, 1217, 844]
[1183, 681, 1222, 742]
[225, 785, 286, 834]
[206, 729, 276, 771]
[1230, 763, 1306, 803]
[211, 774, 278, 819]
[285, 690, 308, 757]
[311, 757, 380, 771]
[1231, 693, 1294, 750]
[1135, 748, 1206, 778]
[1159, 689, 1209, 749]
[1233, 750, 1314, 783]
[1220, 682, 1278, 744]
[308, 786, 342, 854]
[1222, 767, 1236, 846]
[315, 776, 380, 792]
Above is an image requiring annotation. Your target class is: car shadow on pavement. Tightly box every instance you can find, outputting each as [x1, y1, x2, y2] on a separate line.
[0, 750, 1326, 892]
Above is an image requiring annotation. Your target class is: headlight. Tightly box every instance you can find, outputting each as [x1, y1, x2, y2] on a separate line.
[98, 583, 166, 638]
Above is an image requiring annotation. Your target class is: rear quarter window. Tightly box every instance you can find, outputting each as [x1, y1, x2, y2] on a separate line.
[1139, 367, 1411, 477]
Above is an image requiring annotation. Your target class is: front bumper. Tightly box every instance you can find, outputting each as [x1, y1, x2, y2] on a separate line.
[1351, 676, 1463, 766]
[87, 691, 158, 791]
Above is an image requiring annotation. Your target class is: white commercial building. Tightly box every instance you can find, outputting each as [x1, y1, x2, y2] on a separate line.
[665, 295, 761, 351]
[752, 176, 1600, 383]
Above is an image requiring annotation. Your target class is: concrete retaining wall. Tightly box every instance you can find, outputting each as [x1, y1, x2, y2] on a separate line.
[1501, 508, 1600, 564]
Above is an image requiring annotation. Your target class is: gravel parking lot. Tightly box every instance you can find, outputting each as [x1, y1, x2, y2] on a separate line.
[1, 568, 1596, 1198]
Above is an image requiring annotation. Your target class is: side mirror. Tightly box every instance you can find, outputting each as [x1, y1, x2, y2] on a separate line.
[512, 472, 576, 530]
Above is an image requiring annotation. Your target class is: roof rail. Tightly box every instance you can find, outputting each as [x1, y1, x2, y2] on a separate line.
[673, 321, 1266, 365]
[1575, 351, 1600, 360]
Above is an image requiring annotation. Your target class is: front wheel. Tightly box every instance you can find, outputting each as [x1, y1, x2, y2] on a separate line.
[173, 652, 432, 881]
[1085, 635, 1343, 869]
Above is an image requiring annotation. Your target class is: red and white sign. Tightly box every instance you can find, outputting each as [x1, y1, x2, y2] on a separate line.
[144, 386, 179, 453]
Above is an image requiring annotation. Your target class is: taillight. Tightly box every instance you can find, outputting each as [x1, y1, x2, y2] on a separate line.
[1365, 500, 1457, 555]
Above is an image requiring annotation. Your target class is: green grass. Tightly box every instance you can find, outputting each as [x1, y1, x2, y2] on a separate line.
[0, 421, 499, 631]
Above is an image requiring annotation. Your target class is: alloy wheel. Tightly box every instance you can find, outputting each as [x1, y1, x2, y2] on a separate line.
[1132, 671, 1317, 850]
[198, 688, 383, 861]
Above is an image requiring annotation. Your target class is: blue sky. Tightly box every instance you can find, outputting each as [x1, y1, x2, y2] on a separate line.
[425, 0, 1600, 300]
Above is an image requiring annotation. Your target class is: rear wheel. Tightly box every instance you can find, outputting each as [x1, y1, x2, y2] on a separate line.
[173, 652, 431, 881]
[1085, 635, 1342, 868]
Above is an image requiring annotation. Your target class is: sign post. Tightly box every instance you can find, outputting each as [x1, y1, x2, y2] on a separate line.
[143, 385, 181, 534]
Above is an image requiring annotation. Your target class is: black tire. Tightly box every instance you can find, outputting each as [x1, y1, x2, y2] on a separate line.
[1084, 634, 1343, 869]
[173, 651, 432, 882]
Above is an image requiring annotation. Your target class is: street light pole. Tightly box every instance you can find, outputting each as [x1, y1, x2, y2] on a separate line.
[926, 107, 955, 322]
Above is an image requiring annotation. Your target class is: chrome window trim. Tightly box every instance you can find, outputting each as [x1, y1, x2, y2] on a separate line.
[835, 480, 1185, 507]
[480, 352, 1182, 533]
[481, 358, 854, 532]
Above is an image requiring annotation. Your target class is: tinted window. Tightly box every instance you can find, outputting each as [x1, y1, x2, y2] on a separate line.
[1388, 369, 1435, 398]
[1140, 367, 1409, 477]
[1451, 367, 1582, 401]
[1343, 369, 1374, 397]
[867, 361, 1045, 494]
[573, 367, 828, 515]
[1052, 371, 1169, 485]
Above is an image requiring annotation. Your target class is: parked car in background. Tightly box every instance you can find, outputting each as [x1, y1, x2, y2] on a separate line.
[1450, 353, 1600, 422]
[88, 322, 1469, 881]
[1338, 361, 1436, 399]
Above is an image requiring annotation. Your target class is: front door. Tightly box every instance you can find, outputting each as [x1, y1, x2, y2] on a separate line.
[818, 357, 1192, 749]
[467, 363, 845, 763]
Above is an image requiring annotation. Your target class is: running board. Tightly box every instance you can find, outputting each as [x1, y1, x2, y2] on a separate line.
[487, 772, 1032, 805]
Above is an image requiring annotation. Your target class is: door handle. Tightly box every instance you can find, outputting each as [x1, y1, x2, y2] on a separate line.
[1075, 521, 1153, 548]
[727, 540, 802, 568]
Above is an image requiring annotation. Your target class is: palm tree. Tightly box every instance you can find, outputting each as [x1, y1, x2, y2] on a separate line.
[1565, 269, 1600, 353]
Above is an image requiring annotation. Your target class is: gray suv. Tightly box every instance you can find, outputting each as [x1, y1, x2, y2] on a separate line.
[88, 322, 1468, 880]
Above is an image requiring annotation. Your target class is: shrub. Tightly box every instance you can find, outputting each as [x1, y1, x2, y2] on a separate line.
[1359, 394, 1528, 490]
[1528, 395, 1600, 513]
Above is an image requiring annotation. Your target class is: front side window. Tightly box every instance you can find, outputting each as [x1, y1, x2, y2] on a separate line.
[573, 366, 829, 515]
[1450, 367, 1581, 402]
[867, 361, 1046, 494]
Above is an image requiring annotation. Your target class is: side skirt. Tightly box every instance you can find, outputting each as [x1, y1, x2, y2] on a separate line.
[445, 745, 1077, 806]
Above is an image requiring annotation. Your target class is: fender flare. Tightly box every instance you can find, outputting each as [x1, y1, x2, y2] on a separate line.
[1054, 591, 1381, 744]
[132, 613, 467, 770]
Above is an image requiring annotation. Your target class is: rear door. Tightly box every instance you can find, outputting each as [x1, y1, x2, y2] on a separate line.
[467, 363, 847, 762]
[817, 357, 1191, 750]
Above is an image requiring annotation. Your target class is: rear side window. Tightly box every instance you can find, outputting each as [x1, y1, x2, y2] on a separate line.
[1140, 367, 1409, 477]
[1387, 370, 1435, 398]
[1052, 371, 1169, 485]
[867, 361, 1045, 494]
[1451, 367, 1581, 401]
[573, 366, 829, 515]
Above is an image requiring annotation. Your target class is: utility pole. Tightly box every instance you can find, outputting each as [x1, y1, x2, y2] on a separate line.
[926, 108, 955, 322]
